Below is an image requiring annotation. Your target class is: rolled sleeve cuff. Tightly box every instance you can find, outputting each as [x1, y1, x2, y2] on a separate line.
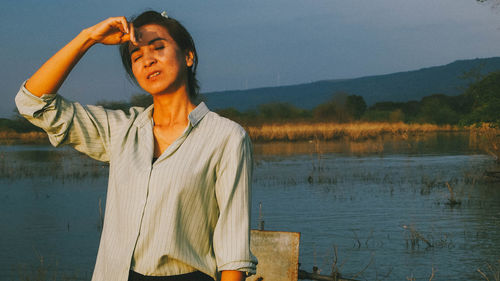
[218, 261, 257, 276]
[15, 81, 58, 118]
[15, 80, 77, 147]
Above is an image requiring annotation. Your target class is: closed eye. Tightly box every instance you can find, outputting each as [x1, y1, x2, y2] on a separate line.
[133, 55, 142, 62]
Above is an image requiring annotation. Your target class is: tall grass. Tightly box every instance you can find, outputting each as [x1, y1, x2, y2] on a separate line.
[478, 260, 500, 281]
[445, 182, 461, 207]
[246, 122, 459, 142]
[469, 124, 500, 163]
[16, 254, 80, 281]
[1, 122, 460, 144]
[0, 131, 48, 145]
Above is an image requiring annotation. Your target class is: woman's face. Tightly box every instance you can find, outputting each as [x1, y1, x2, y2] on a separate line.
[129, 24, 193, 96]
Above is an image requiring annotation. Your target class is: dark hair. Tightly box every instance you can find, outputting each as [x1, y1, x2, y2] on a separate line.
[119, 10, 199, 101]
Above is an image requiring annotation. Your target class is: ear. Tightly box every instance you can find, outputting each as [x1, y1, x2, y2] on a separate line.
[185, 51, 194, 67]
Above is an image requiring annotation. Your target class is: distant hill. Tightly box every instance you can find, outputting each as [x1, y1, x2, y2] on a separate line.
[202, 57, 500, 111]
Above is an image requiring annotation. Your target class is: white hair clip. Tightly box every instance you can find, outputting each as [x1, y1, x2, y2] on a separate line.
[161, 11, 169, 19]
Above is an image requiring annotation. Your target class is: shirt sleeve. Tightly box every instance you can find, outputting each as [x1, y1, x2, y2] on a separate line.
[213, 129, 258, 275]
[14, 81, 128, 162]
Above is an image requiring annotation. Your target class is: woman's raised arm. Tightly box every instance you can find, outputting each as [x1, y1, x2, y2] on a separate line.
[25, 17, 136, 97]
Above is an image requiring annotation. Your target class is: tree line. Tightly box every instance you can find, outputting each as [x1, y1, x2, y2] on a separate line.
[218, 70, 500, 126]
[2, 70, 500, 133]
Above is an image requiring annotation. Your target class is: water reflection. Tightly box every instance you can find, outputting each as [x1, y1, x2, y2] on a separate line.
[254, 132, 477, 157]
[0, 146, 108, 181]
[251, 133, 500, 280]
[1, 132, 499, 280]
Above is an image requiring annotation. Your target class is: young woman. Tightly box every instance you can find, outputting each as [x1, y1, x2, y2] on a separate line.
[15, 10, 257, 281]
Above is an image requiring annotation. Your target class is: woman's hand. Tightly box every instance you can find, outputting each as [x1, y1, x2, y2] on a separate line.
[86, 17, 137, 46]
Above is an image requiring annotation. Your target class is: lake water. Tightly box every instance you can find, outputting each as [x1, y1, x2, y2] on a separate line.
[1, 132, 499, 280]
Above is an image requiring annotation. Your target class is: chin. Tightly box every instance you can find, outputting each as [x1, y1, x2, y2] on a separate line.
[139, 76, 187, 96]
[140, 84, 169, 96]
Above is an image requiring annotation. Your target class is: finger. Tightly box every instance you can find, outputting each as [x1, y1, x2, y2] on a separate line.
[129, 23, 137, 45]
[109, 17, 127, 35]
[120, 33, 131, 44]
[102, 17, 127, 36]
[118, 17, 130, 34]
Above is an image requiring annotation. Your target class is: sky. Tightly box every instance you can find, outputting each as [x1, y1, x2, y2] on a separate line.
[1, 0, 500, 117]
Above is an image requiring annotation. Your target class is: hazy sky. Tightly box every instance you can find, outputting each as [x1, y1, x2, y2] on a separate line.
[1, 0, 500, 117]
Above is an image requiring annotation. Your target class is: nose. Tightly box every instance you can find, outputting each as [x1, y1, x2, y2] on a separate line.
[144, 58, 156, 68]
[143, 52, 156, 68]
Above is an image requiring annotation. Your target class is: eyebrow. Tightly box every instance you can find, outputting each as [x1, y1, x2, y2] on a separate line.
[129, 38, 167, 56]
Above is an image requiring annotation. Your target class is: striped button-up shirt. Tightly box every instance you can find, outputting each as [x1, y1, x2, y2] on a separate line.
[15, 83, 257, 281]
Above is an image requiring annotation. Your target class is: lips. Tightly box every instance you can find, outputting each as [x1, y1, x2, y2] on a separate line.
[147, 71, 161, 79]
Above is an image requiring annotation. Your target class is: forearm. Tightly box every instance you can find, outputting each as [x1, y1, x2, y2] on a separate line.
[221, 270, 245, 281]
[25, 29, 96, 97]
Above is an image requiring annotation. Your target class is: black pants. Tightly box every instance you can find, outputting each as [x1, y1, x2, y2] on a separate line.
[128, 270, 214, 281]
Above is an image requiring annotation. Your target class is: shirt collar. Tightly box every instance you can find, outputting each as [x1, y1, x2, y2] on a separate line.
[135, 102, 210, 128]
[188, 102, 209, 127]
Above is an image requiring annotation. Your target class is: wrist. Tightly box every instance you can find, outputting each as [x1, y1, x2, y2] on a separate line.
[220, 270, 245, 281]
[76, 28, 97, 52]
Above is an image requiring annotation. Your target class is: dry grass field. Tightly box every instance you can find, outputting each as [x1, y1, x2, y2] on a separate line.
[3, 122, 499, 160]
[469, 124, 500, 163]
[1, 122, 460, 144]
[246, 122, 459, 142]
[0, 131, 48, 145]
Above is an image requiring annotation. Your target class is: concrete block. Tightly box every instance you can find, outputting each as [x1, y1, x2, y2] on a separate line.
[247, 230, 300, 281]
